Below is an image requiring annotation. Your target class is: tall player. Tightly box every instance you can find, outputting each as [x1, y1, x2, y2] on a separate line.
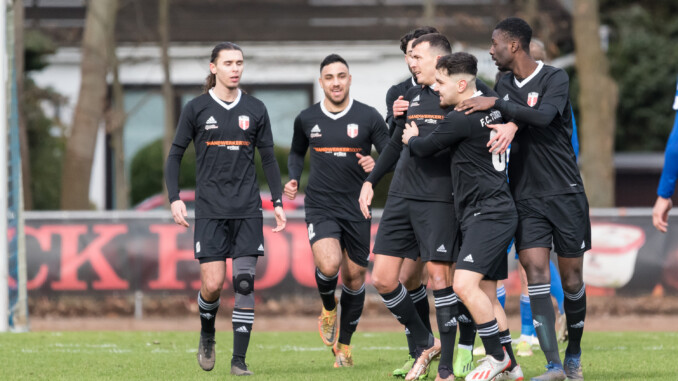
[456, 17, 590, 381]
[402, 51, 521, 381]
[384, 25, 439, 378]
[285, 54, 390, 367]
[165, 42, 287, 376]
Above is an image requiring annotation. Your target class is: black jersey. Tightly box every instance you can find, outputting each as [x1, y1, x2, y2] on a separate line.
[493, 62, 584, 200]
[408, 93, 515, 222]
[289, 99, 390, 221]
[385, 77, 417, 136]
[368, 85, 454, 203]
[168, 89, 274, 219]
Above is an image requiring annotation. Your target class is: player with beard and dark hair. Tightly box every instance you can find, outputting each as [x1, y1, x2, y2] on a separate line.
[384, 25, 439, 378]
[403, 51, 521, 381]
[166, 42, 287, 376]
[285, 54, 390, 368]
[359, 33, 509, 381]
[456, 17, 590, 381]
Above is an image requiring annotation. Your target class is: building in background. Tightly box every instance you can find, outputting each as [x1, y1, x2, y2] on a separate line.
[24, 0, 576, 210]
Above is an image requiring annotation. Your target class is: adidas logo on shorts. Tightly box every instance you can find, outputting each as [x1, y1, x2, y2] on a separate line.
[258, 243, 264, 251]
[570, 320, 585, 329]
[533, 319, 543, 328]
[503, 94, 509, 101]
[463, 254, 474, 263]
[437, 244, 447, 253]
[236, 326, 249, 333]
[580, 240, 586, 249]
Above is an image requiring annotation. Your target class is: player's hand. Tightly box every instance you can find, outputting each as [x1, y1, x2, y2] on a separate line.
[170, 200, 189, 227]
[273, 206, 287, 232]
[356, 153, 375, 173]
[486, 121, 518, 154]
[393, 96, 409, 117]
[402, 121, 419, 145]
[652, 196, 672, 233]
[284, 179, 298, 200]
[455, 96, 497, 115]
[359, 182, 374, 219]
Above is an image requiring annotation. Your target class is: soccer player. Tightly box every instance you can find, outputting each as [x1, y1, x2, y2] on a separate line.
[652, 76, 678, 233]
[403, 50, 522, 381]
[165, 42, 287, 376]
[456, 17, 590, 381]
[384, 25, 439, 378]
[360, 33, 493, 381]
[284, 54, 390, 367]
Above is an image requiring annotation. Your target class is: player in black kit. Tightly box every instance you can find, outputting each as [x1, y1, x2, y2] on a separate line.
[165, 42, 286, 376]
[284, 54, 390, 368]
[361, 33, 484, 381]
[403, 52, 521, 381]
[456, 18, 590, 381]
[384, 26, 440, 378]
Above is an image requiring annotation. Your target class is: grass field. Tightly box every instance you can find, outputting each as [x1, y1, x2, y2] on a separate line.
[1, 330, 677, 380]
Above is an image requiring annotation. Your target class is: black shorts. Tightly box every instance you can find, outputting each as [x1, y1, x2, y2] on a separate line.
[373, 196, 458, 263]
[305, 211, 371, 268]
[194, 218, 264, 263]
[456, 213, 517, 280]
[515, 193, 591, 257]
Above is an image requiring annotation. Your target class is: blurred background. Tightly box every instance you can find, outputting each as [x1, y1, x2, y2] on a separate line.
[3, 0, 678, 331]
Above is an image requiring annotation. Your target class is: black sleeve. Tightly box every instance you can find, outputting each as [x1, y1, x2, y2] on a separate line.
[477, 78, 498, 98]
[165, 103, 195, 203]
[493, 99, 560, 128]
[255, 107, 274, 148]
[365, 116, 405, 186]
[408, 113, 469, 157]
[258, 145, 283, 207]
[288, 115, 308, 183]
[493, 69, 569, 128]
[385, 85, 400, 137]
[370, 109, 391, 154]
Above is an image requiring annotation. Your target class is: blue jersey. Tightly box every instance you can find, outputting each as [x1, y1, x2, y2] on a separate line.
[657, 77, 678, 198]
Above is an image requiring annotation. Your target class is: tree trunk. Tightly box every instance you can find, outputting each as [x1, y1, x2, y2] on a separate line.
[14, 0, 32, 210]
[106, 23, 128, 210]
[60, 0, 118, 210]
[573, 0, 617, 207]
[159, 0, 175, 207]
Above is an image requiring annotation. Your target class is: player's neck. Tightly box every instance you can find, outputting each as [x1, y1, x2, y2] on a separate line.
[323, 97, 350, 113]
[212, 84, 240, 102]
[456, 87, 478, 106]
[512, 57, 539, 81]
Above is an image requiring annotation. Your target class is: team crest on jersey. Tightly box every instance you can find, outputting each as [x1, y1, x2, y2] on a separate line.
[347, 123, 359, 138]
[527, 92, 539, 107]
[239, 115, 250, 130]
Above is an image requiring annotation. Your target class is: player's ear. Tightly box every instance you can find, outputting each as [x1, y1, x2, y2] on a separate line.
[209, 62, 217, 75]
[458, 79, 467, 93]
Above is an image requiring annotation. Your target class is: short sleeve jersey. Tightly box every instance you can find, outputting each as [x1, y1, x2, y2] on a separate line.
[409, 99, 514, 222]
[291, 99, 390, 220]
[495, 63, 584, 200]
[389, 85, 455, 203]
[171, 89, 273, 219]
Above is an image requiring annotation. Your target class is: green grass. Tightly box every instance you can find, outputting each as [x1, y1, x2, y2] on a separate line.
[1, 331, 677, 380]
